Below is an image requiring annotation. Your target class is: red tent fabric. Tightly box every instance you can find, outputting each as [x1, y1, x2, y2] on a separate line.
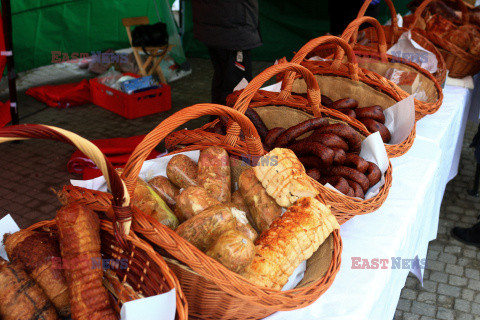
[0, 100, 10, 128]
[67, 135, 162, 179]
[26, 79, 91, 108]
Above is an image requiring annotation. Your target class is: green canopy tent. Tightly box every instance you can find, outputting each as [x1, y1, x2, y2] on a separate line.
[10, 0, 186, 73]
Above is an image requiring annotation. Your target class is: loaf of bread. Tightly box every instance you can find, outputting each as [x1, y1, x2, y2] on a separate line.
[4, 230, 70, 317]
[253, 148, 318, 207]
[241, 197, 339, 290]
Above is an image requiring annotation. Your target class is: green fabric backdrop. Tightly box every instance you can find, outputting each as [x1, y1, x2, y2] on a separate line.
[11, 0, 186, 72]
[9, 0, 411, 71]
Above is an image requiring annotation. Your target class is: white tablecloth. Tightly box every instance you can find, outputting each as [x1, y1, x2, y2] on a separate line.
[265, 85, 474, 320]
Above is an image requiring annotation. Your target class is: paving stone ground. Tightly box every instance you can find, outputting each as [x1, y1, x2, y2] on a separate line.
[0, 57, 479, 319]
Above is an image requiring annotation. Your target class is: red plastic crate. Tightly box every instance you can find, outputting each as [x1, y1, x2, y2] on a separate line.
[89, 73, 171, 119]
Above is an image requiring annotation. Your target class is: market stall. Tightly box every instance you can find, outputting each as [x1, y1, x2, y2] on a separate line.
[0, 0, 479, 319]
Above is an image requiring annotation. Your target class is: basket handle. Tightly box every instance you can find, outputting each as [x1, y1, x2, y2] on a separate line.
[357, 0, 399, 34]
[121, 104, 264, 196]
[0, 124, 132, 239]
[224, 62, 322, 145]
[288, 36, 359, 82]
[410, 0, 469, 29]
[341, 17, 389, 63]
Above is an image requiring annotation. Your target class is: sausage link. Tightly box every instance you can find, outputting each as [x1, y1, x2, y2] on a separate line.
[344, 153, 369, 173]
[212, 121, 226, 135]
[306, 168, 322, 181]
[321, 94, 333, 106]
[366, 161, 382, 187]
[346, 179, 365, 199]
[330, 98, 359, 109]
[358, 118, 391, 143]
[319, 176, 350, 195]
[337, 108, 357, 119]
[298, 156, 325, 169]
[264, 127, 286, 151]
[274, 117, 330, 147]
[321, 166, 370, 192]
[355, 106, 386, 124]
[245, 108, 269, 141]
[346, 186, 355, 197]
[306, 132, 349, 151]
[288, 141, 335, 167]
[314, 123, 363, 152]
[332, 148, 346, 165]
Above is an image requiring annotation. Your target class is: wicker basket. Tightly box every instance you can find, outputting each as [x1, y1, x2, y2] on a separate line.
[281, 36, 416, 158]
[0, 124, 188, 320]
[167, 62, 393, 223]
[405, 0, 480, 78]
[338, 16, 444, 120]
[117, 104, 342, 320]
[357, 0, 448, 84]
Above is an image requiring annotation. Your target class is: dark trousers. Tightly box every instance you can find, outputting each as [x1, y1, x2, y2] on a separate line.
[328, 1, 380, 36]
[207, 47, 253, 106]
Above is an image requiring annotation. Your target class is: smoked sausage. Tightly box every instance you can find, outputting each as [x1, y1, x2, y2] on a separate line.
[358, 118, 391, 143]
[288, 141, 335, 167]
[314, 123, 363, 152]
[274, 117, 329, 147]
[355, 106, 385, 123]
[330, 98, 359, 109]
[343, 153, 369, 173]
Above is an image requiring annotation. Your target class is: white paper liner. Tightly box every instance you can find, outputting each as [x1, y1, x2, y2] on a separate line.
[72, 150, 308, 291]
[0, 213, 176, 320]
[0, 214, 20, 260]
[384, 95, 415, 145]
[120, 288, 176, 320]
[387, 30, 438, 74]
[234, 78, 250, 92]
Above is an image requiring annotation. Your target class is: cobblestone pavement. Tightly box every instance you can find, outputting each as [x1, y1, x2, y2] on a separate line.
[0, 57, 479, 319]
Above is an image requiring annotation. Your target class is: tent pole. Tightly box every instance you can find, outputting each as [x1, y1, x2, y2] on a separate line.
[1, 0, 18, 125]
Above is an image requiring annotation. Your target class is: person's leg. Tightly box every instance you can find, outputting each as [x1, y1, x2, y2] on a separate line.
[207, 47, 227, 105]
[220, 49, 253, 106]
[451, 222, 480, 247]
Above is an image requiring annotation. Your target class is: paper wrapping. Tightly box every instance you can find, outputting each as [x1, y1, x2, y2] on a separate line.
[387, 31, 438, 74]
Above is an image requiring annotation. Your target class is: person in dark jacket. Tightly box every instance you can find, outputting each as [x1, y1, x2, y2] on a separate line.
[192, 0, 262, 105]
